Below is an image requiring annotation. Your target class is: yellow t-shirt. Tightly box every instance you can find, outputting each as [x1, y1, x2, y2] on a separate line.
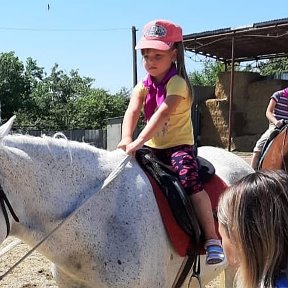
[134, 75, 194, 149]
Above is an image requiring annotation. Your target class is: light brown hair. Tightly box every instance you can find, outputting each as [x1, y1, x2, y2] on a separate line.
[218, 170, 288, 288]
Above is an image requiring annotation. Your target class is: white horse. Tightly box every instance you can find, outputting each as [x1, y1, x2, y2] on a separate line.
[0, 116, 253, 288]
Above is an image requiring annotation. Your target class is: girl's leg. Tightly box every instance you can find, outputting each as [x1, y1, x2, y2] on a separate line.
[190, 190, 224, 264]
[169, 145, 224, 264]
[190, 189, 218, 240]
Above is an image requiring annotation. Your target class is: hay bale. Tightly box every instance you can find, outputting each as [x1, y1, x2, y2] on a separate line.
[199, 72, 288, 151]
[215, 71, 262, 109]
[199, 99, 229, 148]
[245, 79, 288, 134]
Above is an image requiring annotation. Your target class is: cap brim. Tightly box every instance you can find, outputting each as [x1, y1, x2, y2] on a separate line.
[135, 37, 172, 50]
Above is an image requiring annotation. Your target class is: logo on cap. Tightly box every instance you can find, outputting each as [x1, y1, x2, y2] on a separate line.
[144, 24, 167, 38]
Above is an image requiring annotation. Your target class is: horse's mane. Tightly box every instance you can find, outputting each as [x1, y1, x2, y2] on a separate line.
[0, 116, 128, 178]
[1, 132, 110, 160]
[0, 116, 105, 156]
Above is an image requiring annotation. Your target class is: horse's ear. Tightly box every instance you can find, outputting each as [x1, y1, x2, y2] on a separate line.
[0, 116, 16, 138]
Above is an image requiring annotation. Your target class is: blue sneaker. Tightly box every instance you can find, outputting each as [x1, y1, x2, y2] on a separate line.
[205, 239, 225, 265]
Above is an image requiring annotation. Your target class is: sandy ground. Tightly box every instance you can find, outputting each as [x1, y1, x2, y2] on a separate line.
[0, 236, 224, 288]
[0, 237, 58, 288]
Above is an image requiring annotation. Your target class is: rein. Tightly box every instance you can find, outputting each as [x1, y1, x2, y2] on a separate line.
[0, 187, 19, 237]
[281, 127, 288, 172]
[0, 154, 131, 281]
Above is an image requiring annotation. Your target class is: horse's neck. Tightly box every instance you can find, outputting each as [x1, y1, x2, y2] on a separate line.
[0, 135, 127, 238]
[1, 134, 124, 177]
[262, 127, 288, 170]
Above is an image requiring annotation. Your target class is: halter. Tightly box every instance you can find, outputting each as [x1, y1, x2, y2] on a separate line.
[0, 186, 19, 237]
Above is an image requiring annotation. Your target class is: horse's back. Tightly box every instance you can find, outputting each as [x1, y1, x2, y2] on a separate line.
[198, 146, 253, 185]
[50, 155, 183, 288]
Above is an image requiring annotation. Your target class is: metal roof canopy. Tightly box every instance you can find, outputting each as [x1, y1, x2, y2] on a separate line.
[183, 18, 288, 151]
[183, 18, 288, 63]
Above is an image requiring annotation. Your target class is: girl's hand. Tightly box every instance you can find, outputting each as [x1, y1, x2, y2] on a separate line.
[117, 136, 133, 152]
[125, 138, 145, 157]
[276, 119, 285, 128]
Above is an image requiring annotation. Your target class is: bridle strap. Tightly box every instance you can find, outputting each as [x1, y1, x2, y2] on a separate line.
[0, 187, 19, 237]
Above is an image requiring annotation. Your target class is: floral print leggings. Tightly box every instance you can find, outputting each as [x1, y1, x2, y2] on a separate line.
[149, 144, 203, 195]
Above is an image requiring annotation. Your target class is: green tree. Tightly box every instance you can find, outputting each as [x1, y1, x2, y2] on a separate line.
[16, 63, 95, 129]
[257, 57, 288, 76]
[189, 60, 225, 86]
[0, 52, 31, 122]
[72, 88, 129, 129]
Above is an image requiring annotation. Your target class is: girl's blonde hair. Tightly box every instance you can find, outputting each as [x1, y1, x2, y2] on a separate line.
[218, 170, 288, 288]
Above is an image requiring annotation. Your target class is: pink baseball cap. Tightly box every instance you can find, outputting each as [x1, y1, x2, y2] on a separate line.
[135, 19, 183, 50]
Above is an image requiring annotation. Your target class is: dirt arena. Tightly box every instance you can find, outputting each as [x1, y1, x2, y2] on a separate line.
[0, 237, 58, 287]
[0, 236, 225, 288]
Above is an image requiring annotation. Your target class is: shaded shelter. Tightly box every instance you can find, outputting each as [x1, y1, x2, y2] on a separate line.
[183, 18, 288, 150]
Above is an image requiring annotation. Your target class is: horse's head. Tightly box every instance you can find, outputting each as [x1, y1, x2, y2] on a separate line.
[0, 116, 17, 243]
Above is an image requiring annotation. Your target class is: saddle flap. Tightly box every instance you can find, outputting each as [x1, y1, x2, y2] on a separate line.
[135, 148, 201, 242]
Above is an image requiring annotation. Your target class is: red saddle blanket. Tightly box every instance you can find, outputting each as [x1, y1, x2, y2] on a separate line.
[146, 173, 228, 257]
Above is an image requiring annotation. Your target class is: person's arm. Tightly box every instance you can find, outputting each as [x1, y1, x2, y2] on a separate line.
[125, 95, 182, 155]
[265, 98, 284, 127]
[117, 88, 144, 151]
[266, 98, 277, 124]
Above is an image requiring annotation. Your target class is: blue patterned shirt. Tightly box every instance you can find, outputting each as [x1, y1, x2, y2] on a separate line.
[272, 89, 288, 121]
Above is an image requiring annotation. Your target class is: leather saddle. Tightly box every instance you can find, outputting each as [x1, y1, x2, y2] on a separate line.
[135, 147, 216, 288]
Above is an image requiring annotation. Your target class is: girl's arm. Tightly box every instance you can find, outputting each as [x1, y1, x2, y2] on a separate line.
[117, 89, 144, 151]
[125, 95, 182, 154]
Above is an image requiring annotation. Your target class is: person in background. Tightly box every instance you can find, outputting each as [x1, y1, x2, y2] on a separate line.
[250, 87, 288, 169]
[117, 19, 224, 265]
[217, 170, 288, 288]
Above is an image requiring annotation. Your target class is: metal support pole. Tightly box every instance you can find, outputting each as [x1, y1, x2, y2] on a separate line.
[132, 26, 138, 87]
[228, 36, 235, 151]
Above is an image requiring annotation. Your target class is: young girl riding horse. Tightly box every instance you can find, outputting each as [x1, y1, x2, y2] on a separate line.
[117, 19, 224, 265]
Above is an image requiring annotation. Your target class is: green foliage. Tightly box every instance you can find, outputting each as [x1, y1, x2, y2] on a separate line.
[257, 57, 288, 76]
[189, 60, 225, 86]
[15, 63, 96, 129]
[71, 88, 129, 129]
[0, 52, 31, 121]
[0, 52, 130, 130]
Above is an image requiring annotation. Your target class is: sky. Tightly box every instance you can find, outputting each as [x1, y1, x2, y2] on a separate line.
[0, 0, 287, 94]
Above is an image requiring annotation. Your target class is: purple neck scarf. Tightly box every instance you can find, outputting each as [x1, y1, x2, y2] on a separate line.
[143, 64, 178, 120]
[283, 87, 288, 97]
